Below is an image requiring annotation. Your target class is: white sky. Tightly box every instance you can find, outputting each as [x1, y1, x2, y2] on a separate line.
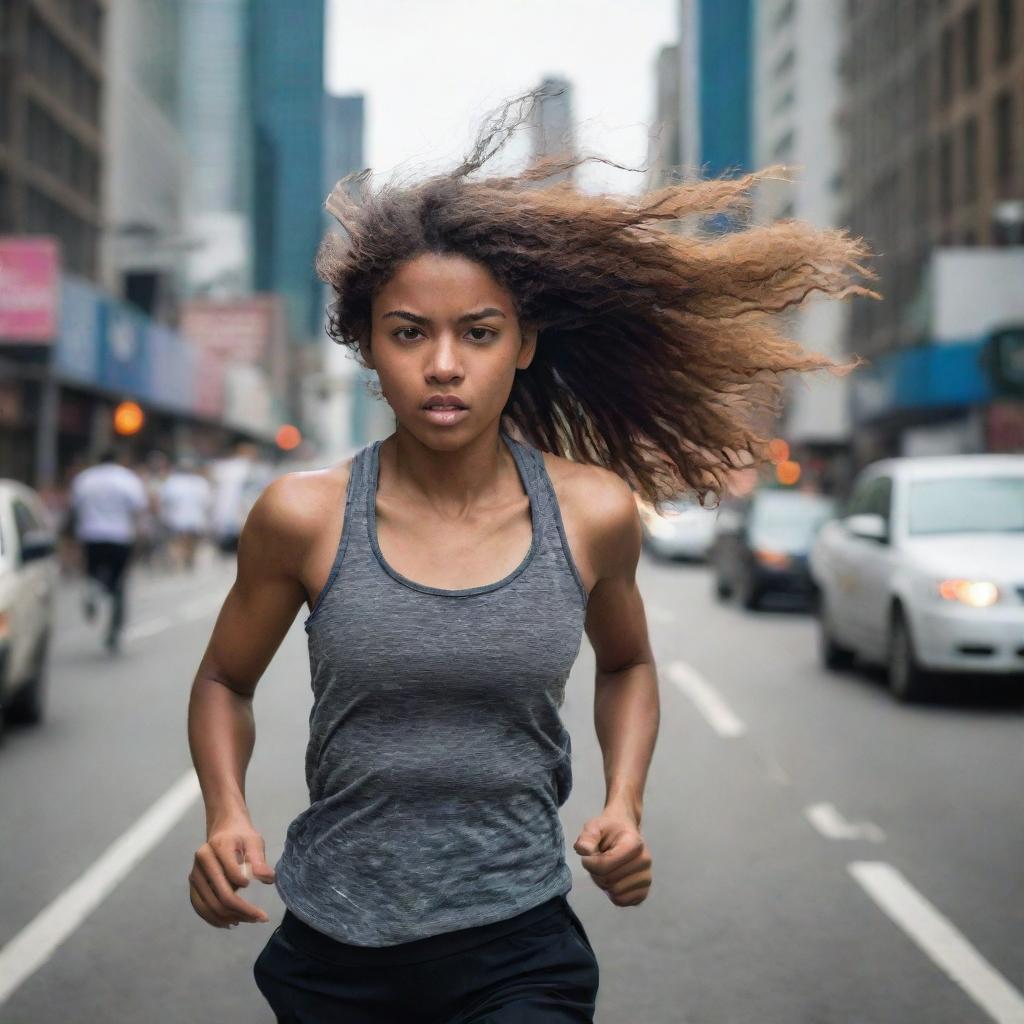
[325, 0, 678, 194]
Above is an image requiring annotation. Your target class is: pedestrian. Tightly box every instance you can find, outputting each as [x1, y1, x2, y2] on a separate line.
[158, 456, 213, 571]
[208, 440, 264, 556]
[70, 447, 149, 653]
[186, 93, 876, 1023]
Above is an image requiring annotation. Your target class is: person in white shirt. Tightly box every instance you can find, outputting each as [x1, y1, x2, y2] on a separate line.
[70, 449, 149, 652]
[158, 456, 213, 571]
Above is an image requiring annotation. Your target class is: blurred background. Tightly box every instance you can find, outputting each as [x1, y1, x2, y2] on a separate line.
[0, 2, 1022, 1023]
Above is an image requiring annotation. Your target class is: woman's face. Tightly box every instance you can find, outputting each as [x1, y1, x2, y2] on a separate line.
[361, 252, 536, 446]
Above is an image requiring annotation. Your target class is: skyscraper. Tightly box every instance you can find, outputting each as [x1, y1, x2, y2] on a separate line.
[249, 0, 326, 343]
[529, 77, 576, 182]
[678, 0, 752, 177]
[179, 0, 254, 297]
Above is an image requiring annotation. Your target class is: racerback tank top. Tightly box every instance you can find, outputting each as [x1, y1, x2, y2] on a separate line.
[274, 429, 590, 946]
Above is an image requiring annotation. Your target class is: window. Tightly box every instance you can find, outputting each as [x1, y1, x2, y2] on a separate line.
[995, 91, 1014, 184]
[939, 132, 954, 212]
[963, 116, 978, 202]
[996, 0, 1015, 64]
[962, 5, 980, 90]
[940, 25, 954, 105]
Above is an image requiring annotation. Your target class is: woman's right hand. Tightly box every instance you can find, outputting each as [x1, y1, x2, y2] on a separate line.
[188, 820, 276, 928]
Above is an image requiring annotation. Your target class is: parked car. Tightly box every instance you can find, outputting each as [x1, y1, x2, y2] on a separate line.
[0, 480, 58, 731]
[810, 455, 1024, 702]
[637, 493, 718, 562]
[710, 488, 836, 609]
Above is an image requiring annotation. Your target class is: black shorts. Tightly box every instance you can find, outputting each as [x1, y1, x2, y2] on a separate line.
[253, 894, 599, 1023]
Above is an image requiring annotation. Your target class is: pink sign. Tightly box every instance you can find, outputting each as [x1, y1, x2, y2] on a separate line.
[0, 237, 60, 342]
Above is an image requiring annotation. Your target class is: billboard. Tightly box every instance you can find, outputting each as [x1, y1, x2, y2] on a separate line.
[0, 236, 61, 342]
[180, 295, 288, 395]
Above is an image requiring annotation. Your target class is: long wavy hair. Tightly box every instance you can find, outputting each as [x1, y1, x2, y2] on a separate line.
[318, 92, 878, 506]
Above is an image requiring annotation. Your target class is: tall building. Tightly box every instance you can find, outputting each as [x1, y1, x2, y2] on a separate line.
[249, 0, 326, 344]
[753, 0, 849, 481]
[646, 44, 683, 190]
[529, 77, 576, 181]
[0, 0, 105, 280]
[318, 93, 381, 455]
[102, 0, 187, 321]
[678, 0, 753, 177]
[179, 0, 254, 298]
[841, 0, 1024, 459]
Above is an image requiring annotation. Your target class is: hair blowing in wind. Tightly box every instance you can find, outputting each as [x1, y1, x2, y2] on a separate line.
[318, 91, 879, 506]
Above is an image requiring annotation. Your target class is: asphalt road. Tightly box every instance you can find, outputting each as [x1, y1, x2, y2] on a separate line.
[1, 548, 1021, 1023]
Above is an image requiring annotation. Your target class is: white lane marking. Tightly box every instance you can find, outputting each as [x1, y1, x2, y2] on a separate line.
[667, 661, 747, 738]
[805, 803, 885, 843]
[0, 771, 201, 1007]
[122, 615, 174, 641]
[849, 861, 1024, 1024]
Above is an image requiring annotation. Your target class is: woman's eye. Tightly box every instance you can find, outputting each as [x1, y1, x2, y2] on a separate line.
[467, 327, 494, 342]
[394, 327, 421, 342]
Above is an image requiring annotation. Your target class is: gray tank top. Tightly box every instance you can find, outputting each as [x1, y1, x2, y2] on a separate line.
[274, 430, 589, 946]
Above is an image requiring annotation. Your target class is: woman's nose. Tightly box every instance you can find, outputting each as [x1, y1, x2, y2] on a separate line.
[426, 335, 463, 381]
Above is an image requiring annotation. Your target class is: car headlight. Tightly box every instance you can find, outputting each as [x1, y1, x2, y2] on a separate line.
[937, 579, 1000, 607]
[755, 549, 792, 569]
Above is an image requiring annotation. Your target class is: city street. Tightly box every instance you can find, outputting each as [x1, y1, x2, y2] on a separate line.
[0, 551, 1021, 1023]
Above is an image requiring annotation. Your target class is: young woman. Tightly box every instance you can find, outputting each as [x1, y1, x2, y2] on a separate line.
[186, 96, 875, 1023]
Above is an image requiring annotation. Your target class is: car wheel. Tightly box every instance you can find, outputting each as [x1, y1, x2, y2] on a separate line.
[6, 633, 50, 726]
[740, 571, 762, 611]
[887, 609, 931, 703]
[819, 598, 855, 671]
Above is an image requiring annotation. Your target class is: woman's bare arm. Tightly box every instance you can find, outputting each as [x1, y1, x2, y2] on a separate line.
[186, 475, 317, 928]
[571, 471, 660, 908]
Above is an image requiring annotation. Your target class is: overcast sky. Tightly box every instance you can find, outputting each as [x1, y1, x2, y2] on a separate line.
[326, 0, 678, 194]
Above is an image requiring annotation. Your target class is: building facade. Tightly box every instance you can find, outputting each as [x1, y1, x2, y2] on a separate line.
[678, 0, 753, 177]
[101, 0, 187, 321]
[0, 0, 105, 281]
[841, 0, 1024, 459]
[753, 0, 850, 482]
[179, 0, 254, 299]
[249, 0, 326, 344]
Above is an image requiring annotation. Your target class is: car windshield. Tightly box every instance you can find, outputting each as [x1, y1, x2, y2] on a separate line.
[749, 491, 835, 540]
[907, 476, 1024, 535]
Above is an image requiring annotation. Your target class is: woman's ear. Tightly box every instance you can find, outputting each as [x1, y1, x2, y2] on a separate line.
[517, 324, 538, 371]
[357, 330, 375, 370]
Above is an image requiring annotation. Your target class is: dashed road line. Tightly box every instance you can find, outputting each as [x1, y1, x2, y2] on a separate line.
[666, 660, 747, 738]
[849, 861, 1024, 1024]
[0, 771, 201, 1008]
[122, 615, 174, 641]
[805, 802, 885, 843]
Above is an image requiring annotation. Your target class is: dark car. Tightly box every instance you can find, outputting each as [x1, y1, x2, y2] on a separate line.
[710, 489, 835, 610]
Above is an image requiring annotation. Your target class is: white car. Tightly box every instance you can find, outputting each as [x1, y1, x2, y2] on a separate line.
[0, 481, 58, 730]
[638, 494, 718, 562]
[810, 455, 1024, 702]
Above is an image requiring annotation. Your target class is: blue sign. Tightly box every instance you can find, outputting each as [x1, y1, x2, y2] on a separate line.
[55, 278, 102, 384]
[99, 302, 149, 395]
[851, 337, 993, 425]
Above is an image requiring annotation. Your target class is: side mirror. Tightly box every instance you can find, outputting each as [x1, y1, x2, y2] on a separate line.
[844, 512, 888, 543]
[20, 529, 56, 564]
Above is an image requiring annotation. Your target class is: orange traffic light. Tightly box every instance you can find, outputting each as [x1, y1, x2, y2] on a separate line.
[776, 460, 801, 485]
[113, 401, 145, 436]
[276, 424, 302, 451]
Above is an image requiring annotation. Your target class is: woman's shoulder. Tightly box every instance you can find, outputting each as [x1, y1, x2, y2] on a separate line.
[538, 450, 640, 562]
[243, 459, 354, 556]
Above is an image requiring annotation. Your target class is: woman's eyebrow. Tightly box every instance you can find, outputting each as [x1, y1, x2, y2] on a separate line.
[382, 307, 507, 326]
